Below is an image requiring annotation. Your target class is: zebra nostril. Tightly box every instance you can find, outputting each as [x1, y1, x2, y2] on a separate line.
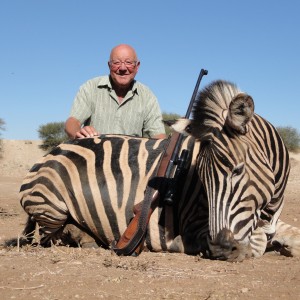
[221, 240, 232, 250]
[215, 228, 235, 250]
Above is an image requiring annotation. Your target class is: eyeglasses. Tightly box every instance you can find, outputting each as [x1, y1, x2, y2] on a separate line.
[109, 60, 138, 69]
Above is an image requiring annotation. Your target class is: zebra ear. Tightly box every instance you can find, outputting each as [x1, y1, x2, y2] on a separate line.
[226, 93, 254, 134]
[168, 118, 192, 134]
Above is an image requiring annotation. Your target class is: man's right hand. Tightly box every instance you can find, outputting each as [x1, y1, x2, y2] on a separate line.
[65, 117, 99, 139]
[75, 126, 99, 139]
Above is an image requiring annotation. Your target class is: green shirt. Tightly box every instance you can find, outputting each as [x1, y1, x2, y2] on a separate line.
[69, 76, 165, 137]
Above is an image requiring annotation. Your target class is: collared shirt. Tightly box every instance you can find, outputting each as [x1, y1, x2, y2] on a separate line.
[69, 76, 165, 137]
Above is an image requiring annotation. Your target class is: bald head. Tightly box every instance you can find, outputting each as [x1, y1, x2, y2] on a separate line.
[109, 44, 138, 61]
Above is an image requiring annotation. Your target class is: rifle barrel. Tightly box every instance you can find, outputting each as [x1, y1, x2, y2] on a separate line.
[185, 69, 208, 118]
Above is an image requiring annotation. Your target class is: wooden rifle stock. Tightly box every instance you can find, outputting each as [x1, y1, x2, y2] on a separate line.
[112, 132, 180, 256]
[112, 69, 208, 256]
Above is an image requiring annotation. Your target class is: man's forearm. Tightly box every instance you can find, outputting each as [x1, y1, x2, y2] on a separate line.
[65, 117, 81, 139]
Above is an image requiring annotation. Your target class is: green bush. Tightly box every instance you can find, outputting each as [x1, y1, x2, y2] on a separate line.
[276, 126, 300, 152]
[38, 121, 69, 151]
[162, 112, 181, 136]
[0, 118, 5, 136]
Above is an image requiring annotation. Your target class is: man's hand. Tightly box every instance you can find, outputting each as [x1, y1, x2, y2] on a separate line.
[65, 117, 99, 139]
[75, 126, 99, 138]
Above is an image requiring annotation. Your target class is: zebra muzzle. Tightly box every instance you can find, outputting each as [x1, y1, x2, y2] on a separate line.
[208, 228, 251, 262]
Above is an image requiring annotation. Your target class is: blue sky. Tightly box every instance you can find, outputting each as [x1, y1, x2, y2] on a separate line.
[1, 1, 299, 140]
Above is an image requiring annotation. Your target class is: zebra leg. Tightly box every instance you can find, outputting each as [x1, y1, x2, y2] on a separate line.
[270, 219, 300, 257]
[37, 217, 68, 247]
[249, 226, 268, 258]
[58, 219, 101, 248]
[20, 183, 71, 246]
[23, 205, 69, 247]
[25, 216, 100, 248]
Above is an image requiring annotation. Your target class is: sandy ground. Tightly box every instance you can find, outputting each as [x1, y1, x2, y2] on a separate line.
[0, 139, 300, 300]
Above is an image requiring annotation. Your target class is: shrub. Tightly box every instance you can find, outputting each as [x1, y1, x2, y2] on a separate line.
[0, 118, 5, 135]
[38, 121, 69, 151]
[162, 112, 181, 136]
[276, 126, 300, 152]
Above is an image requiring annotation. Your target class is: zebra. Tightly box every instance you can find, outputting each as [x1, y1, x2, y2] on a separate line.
[171, 80, 300, 261]
[19, 80, 300, 261]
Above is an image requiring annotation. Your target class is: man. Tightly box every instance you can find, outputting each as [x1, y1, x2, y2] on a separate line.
[65, 44, 166, 139]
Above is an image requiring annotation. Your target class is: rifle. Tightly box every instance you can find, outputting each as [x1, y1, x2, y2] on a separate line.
[112, 69, 208, 256]
[163, 68, 208, 205]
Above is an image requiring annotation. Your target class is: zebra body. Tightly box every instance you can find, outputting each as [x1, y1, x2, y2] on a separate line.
[20, 136, 165, 247]
[19, 80, 300, 261]
[20, 134, 200, 253]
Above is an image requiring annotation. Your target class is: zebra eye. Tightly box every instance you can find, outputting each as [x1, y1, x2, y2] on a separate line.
[232, 163, 244, 177]
[185, 125, 192, 133]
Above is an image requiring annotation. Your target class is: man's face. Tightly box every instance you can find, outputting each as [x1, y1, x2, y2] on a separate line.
[108, 46, 140, 89]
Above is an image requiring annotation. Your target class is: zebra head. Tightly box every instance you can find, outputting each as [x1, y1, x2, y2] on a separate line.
[172, 80, 280, 261]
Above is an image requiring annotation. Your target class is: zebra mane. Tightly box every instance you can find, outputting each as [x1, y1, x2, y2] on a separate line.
[193, 80, 242, 129]
[189, 80, 255, 138]
[171, 80, 254, 139]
